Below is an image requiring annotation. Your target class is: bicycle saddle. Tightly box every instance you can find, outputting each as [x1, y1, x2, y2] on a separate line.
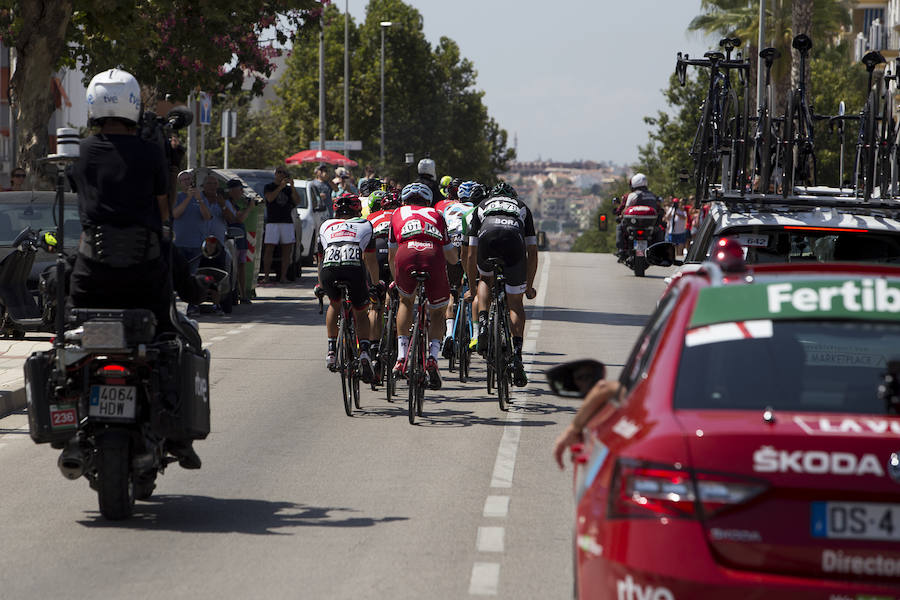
[719, 37, 741, 51]
[792, 34, 812, 53]
[862, 50, 886, 72]
[410, 271, 430, 281]
[759, 47, 781, 64]
[703, 51, 725, 62]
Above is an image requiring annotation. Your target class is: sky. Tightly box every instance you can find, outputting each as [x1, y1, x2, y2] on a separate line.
[345, 0, 714, 166]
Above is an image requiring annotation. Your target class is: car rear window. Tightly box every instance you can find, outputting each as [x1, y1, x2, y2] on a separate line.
[713, 228, 900, 264]
[0, 201, 80, 245]
[674, 320, 900, 414]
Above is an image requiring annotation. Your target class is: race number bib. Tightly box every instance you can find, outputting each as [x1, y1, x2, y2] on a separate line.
[400, 220, 424, 239]
[323, 244, 362, 266]
[373, 221, 391, 236]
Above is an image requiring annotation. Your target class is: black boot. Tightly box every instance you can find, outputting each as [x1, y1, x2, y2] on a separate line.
[167, 439, 201, 469]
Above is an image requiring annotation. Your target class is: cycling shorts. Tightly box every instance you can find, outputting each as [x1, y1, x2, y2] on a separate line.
[394, 242, 450, 308]
[476, 227, 527, 295]
[447, 261, 464, 290]
[320, 264, 369, 310]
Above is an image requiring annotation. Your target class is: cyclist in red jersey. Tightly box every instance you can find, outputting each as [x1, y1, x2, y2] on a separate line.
[366, 189, 399, 370]
[388, 182, 457, 390]
[434, 177, 460, 213]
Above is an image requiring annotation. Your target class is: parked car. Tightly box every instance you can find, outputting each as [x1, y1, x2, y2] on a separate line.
[230, 168, 330, 275]
[550, 243, 900, 599]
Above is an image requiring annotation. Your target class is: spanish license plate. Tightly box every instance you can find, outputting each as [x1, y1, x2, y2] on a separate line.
[811, 501, 900, 541]
[88, 385, 136, 420]
[634, 240, 648, 256]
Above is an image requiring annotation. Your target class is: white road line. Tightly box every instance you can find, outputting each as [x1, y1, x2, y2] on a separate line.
[210, 336, 227, 342]
[469, 563, 500, 596]
[476, 527, 505, 553]
[483, 495, 509, 518]
[239, 323, 255, 329]
[225, 329, 242, 335]
[490, 424, 521, 488]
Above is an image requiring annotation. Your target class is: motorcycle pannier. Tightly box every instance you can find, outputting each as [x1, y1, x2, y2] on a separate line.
[151, 342, 211, 440]
[25, 351, 77, 444]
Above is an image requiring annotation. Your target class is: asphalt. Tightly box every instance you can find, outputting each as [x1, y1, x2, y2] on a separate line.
[0, 336, 52, 418]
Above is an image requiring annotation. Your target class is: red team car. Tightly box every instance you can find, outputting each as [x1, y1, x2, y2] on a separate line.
[551, 245, 900, 599]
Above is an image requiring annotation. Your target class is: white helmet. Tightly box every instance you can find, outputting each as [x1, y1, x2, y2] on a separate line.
[86, 69, 142, 125]
[417, 158, 436, 178]
[630, 173, 648, 189]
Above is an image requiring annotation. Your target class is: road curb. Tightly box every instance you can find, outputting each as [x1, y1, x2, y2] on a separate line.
[0, 384, 26, 419]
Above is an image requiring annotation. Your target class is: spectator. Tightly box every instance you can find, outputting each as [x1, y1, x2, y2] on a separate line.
[202, 175, 235, 245]
[172, 170, 211, 267]
[262, 166, 301, 284]
[664, 198, 688, 256]
[310, 164, 335, 218]
[4, 167, 26, 191]
[357, 164, 376, 189]
[226, 178, 254, 304]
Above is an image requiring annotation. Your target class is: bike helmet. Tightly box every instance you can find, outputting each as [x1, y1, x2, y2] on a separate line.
[458, 181, 478, 199]
[440, 175, 452, 188]
[418, 158, 436, 178]
[630, 173, 648, 189]
[401, 182, 433, 205]
[469, 184, 487, 205]
[333, 192, 362, 216]
[359, 177, 383, 197]
[381, 189, 401, 210]
[491, 181, 518, 199]
[368, 190, 388, 212]
[86, 68, 142, 125]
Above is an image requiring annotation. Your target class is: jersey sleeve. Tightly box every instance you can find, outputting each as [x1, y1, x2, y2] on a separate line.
[467, 207, 482, 247]
[437, 212, 454, 251]
[359, 220, 375, 253]
[523, 204, 537, 246]
[388, 212, 399, 249]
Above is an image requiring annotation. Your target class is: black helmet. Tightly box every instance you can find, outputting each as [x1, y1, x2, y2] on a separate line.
[359, 177, 383, 197]
[491, 182, 517, 199]
[469, 184, 487, 205]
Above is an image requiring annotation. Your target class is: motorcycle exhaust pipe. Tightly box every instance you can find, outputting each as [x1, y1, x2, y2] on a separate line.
[57, 442, 85, 480]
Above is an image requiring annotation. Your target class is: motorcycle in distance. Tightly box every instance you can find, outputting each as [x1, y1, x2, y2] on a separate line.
[191, 227, 241, 313]
[617, 203, 663, 277]
[0, 226, 63, 338]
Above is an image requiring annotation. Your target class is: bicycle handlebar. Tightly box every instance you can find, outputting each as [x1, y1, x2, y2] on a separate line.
[675, 52, 749, 86]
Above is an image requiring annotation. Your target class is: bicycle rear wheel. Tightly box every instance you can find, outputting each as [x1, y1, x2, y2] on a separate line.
[485, 305, 496, 395]
[349, 315, 361, 410]
[457, 303, 470, 383]
[407, 307, 423, 424]
[781, 91, 796, 196]
[383, 301, 397, 402]
[494, 300, 510, 412]
[337, 314, 353, 417]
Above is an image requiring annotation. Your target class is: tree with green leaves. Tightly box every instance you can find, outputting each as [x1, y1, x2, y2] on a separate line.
[0, 0, 319, 173]
[272, 0, 514, 183]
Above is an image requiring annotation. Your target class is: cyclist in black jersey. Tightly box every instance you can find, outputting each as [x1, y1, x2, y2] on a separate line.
[466, 182, 538, 387]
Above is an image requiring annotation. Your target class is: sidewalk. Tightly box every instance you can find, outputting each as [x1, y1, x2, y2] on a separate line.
[0, 337, 52, 418]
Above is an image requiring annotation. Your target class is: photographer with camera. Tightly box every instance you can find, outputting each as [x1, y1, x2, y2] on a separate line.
[261, 166, 300, 284]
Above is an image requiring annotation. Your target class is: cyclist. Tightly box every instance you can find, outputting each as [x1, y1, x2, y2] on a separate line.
[439, 175, 452, 199]
[437, 179, 474, 358]
[388, 182, 457, 390]
[435, 178, 461, 211]
[366, 188, 399, 370]
[461, 183, 487, 351]
[467, 182, 538, 387]
[316, 193, 380, 383]
[616, 173, 662, 259]
[416, 158, 443, 207]
[359, 177, 383, 218]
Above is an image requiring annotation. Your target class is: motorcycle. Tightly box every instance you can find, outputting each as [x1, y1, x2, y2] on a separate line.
[191, 228, 241, 313]
[0, 227, 62, 338]
[619, 204, 664, 277]
[25, 308, 211, 520]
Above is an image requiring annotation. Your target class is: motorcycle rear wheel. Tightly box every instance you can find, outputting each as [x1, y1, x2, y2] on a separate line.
[633, 256, 647, 277]
[97, 439, 135, 520]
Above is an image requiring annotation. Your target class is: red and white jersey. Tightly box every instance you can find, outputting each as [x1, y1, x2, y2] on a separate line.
[367, 208, 395, 238]
[317, 217, 374, 268]
[388, 205, 452, 251]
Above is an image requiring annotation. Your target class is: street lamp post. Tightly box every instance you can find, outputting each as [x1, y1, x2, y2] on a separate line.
[380, 21, 393, 165]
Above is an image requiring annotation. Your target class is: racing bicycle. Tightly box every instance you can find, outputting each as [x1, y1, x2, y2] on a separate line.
[406, 272, 430, 424]
[781, 34, 826, 195]
[334, 281, 361, 416]
[752, 46, 781, 194]
[484, 258, 513, 412]
[378, 285, 399, 402]
[855, 50, 887, 200]
[448, 281, 472, 383]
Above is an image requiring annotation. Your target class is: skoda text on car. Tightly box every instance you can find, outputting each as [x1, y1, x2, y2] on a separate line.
[565, 249, 900, 599]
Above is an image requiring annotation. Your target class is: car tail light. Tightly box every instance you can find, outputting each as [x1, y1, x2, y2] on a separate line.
[636, 229, 645, 236]
[609, 459, 767, 519]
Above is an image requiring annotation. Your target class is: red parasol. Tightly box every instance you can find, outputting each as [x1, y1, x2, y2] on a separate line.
[285, 149, 358, 167]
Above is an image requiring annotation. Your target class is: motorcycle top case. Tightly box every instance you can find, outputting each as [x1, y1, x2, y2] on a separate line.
[25, 351, 77, 444]
[151, 342, 211, 440]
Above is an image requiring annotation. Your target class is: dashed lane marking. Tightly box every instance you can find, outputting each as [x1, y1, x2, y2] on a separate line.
[210, 336, 227, 342]
[476, 527, 505, 553]
[469, 563, 500, 596]
[225, 329, 242, 335]
[483, 496, 509, 518]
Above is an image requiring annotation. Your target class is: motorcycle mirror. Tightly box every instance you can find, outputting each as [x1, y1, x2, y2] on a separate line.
[201, 236, 221, 259]
[545, 359, 606, 398]
[646, 241, 682, 267]
[839, 101, 846, 116]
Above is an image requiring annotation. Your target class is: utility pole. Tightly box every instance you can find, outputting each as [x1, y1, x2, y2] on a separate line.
[344, 0, 349, 158]
[319, 14, 326, 154]
[380, 21, 392, 164]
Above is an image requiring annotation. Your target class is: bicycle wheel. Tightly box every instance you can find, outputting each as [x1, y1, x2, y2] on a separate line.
[781, 91, 795, 197]
[407, 307, 421, 424]
[755, 87, 774, 193]
[383, 301, 397, 402]
[694, 108, 712, 201]
[337, 313, 352, 417]
[494, 298, 510, 412]
[457, 302, 470, 383]
[860, 90, 878, 199]
[348, 313, 361, 410]
[416, 327, 425, 417]
[878, 81, 894, 195]
[485, 304, 496, 395]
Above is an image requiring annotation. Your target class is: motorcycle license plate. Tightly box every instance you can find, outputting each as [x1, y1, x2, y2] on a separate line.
[89, 385, 136, 420]
[811, 501, 900, 541]
[634, 240, 648, 256]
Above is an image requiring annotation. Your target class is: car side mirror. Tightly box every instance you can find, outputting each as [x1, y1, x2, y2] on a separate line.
[545, 359, 606, 398]
[646, 242, 682, 267]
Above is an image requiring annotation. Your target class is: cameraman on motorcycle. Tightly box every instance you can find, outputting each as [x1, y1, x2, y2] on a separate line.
[615, 173, 662, 261]
[68, 68, 207, 469]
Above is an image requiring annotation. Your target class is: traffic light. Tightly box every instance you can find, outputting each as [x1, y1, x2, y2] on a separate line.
[598, 213, 608, 232]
